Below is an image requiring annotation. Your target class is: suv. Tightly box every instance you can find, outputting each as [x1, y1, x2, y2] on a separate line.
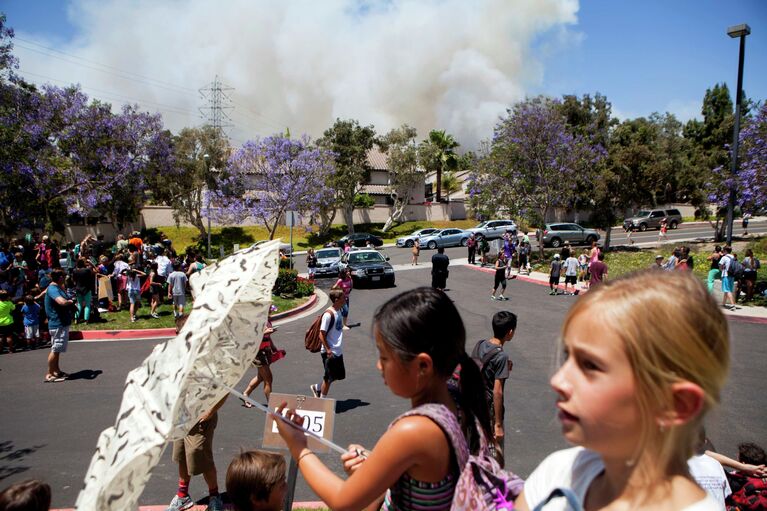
[336, 232, 384, 248]
[466, 220, 518, 240]
[339, 249, 395, 287]
[537, 223, 600, 248]
[623, 208, 683, 232]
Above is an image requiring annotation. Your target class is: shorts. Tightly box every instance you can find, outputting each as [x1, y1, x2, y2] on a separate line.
[173, 294, 186, 307]
[172, 413, 218, 475]
[549, 276, 560, 286]
[321, 353, 346, 383]
[50, 326, 70, 353]
[25, 324, 40, 339]
[494, 271, 507, 289]
[341, 298, 349, 318]
[743, 271, 757, 282]
[0, 323, 14, 336]
[128, 289, 141, 304]
[565, 275, 577, 285]
[722, 276, 735, 293]
[116, 275, 128, 292]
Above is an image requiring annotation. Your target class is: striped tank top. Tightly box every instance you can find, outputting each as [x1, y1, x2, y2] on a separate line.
[381, 403, 466, 511]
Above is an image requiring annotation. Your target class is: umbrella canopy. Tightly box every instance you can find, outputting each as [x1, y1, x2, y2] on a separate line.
[76, 241, 281, 510]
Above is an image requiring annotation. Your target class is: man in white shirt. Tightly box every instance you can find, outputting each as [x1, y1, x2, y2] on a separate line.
[310, 288, 346, 399]
[155, 250, 172, 278]
[562, 253, 580, 296]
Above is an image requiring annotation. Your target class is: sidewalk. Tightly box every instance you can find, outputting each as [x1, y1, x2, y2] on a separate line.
[461, 260, 767, 324]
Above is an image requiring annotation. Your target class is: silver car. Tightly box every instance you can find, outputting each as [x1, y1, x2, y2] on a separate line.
[313, 247, 343, 277]
[537, 223, 600, 248]
[396, 228, 440, 248]
[419, 228, 470, 249]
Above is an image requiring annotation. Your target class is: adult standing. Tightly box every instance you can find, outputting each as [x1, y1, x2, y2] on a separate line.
[742, 212, 751, 235]
[741, 248, 761, 302]
[411, 238, 420, 266]
[491, 252, 509, 300]
[467, 233, 476, 265]
[431, 247, 450, 291]
[44, 270, 73, 383]
[306, 248, 318, 280]
[562, 251, 579, 295]
[588, 252, 608, 288]
[706, 246, 722, 292]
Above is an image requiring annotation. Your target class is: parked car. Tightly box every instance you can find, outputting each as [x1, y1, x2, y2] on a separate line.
[418, 228, 470, 249]
[466, 219, 518, 240]
[336, 232, 384, 248]
[313, 247, 343, 277]
[252, 240, 293, 256]
[537, 223, 601, 248]
[339, 249, 395, 287]
[396, 228, 440, 248]
[623, 208, 683, 232]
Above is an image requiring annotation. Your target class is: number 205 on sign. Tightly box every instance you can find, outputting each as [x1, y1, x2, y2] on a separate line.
[272, 408, 326, 435]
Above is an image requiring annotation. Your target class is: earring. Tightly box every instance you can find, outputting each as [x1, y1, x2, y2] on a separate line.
[658, 421, 667, 433]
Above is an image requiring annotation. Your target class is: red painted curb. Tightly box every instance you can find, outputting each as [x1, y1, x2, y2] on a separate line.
[69, 293, 319, 340]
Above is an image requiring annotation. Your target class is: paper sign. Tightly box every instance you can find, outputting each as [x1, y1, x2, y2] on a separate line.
[263, 393, 336, 453]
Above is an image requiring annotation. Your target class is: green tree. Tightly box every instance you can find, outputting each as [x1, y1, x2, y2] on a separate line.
[150, 125, 229, 240]
[440, 171, 461, 202]
[379, 125, 423, 232]
[420, 130, 459, 203]
[317, 118, 377, 234]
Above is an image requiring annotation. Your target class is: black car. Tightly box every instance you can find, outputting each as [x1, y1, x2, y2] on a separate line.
[336, 232, 384, 248]
[340, 249, 395, 287]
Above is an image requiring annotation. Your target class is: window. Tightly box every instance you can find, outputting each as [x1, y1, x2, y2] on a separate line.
[651, 211, 665, 218]
[666, 209, 681, 216]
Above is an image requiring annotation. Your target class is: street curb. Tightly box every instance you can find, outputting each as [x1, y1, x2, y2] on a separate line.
[69, 292, 320, 340]
[463, 264, 767, 324]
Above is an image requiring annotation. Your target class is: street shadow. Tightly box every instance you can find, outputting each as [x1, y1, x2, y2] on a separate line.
[336, 399, 370, 414]
[66, 369, 103, 381]
[0, 441, 46, 481]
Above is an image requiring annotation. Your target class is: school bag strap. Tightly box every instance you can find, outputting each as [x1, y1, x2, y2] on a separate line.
[389, 403, 470, 468]
[471, 340, 503, 373]
[321, 307, 335, 331]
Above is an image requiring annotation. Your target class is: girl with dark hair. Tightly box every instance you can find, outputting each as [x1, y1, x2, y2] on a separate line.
[275, 287, 491, 511]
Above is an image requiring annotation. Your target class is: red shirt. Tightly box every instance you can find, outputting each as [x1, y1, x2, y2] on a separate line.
[589, 261, 608, 286]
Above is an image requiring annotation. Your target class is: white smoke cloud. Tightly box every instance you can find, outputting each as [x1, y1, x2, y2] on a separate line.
[13, 0, 580, 149]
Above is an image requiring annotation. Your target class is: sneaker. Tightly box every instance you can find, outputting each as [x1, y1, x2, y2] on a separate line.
[207, 495, 223, 511]
[549, 290, 556, 295]
[310, 384, 320, 398]
[499, 295, 508, 301]
[131, 316, 137, 323]
[151, 313, 160, 319]
[166, 494, 194, 511]
[490, 295, 497, 300]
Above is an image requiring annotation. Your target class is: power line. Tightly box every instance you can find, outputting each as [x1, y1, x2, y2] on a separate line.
[14, 41, 197, 96]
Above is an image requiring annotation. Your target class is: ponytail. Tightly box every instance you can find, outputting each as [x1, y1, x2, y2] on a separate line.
[457, 351, 492, 453]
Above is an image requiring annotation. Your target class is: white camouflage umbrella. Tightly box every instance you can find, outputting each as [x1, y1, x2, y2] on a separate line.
[76, 241, 281, 510]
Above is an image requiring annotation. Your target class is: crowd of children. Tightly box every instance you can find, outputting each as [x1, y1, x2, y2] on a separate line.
[0, 231, 204, 352]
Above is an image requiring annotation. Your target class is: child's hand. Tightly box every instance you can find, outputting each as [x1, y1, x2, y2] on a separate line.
[274, 403, 308, 456]
[341, 444, 369, 475]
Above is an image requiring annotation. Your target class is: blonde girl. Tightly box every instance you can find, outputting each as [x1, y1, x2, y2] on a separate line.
[275, 287, 493, 511]
[517, 271, 729, 511]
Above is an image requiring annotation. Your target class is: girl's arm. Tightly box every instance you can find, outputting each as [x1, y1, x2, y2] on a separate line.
[277, 408, 450, 511]
[705, 450, 767, 476]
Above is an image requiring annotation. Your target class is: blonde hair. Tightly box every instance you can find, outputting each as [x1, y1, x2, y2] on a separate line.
[562, 270, 729, 472]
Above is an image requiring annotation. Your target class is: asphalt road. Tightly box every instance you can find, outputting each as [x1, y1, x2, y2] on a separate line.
[1, 264, 765, 508]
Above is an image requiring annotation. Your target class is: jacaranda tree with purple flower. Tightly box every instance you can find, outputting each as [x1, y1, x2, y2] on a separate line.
[708, 102, 767, 216]
[215, 134, 336, 239]
[470, 96, 604, 255]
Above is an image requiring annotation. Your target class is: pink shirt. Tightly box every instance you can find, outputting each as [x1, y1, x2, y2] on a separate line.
[335, 277, 353, 297]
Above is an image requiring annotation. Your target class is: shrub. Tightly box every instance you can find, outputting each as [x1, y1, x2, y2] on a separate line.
[274, 268, 298, 295]
[295, 278, 315, 297]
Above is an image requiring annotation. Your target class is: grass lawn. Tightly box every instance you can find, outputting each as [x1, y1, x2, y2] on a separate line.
[529, 236, 767, 307]
[72, 294, 312, 331]
[158, 220, 479, 255]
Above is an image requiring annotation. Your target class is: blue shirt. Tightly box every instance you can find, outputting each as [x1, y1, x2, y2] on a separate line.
[21, 303, 41, 326]
[45, 284, 71, 328]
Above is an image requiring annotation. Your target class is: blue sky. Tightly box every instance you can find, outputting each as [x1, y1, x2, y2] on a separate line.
[2, 0, 766, 144]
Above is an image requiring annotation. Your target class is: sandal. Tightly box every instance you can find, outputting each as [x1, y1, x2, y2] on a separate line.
[44, 375, 66, 383]
[54, 372, 69, 379]
[240, 398, 254, 408]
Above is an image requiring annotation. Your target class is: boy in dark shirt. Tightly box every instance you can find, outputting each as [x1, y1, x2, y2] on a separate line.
[471, 310, 517, 465]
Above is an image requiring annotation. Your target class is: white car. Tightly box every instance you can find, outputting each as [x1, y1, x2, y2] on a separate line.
[396, 228, 440, 248]
[313, 247, 343, 277]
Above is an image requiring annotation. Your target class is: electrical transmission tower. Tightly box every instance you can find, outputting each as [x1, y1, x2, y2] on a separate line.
[199, 75, 234, 137]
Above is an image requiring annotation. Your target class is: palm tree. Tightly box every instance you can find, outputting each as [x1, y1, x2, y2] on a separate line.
[440, 171, 461, 202]
[424, 130, 459, 202]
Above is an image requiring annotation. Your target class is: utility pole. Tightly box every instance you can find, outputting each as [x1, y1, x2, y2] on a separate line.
[199, 75, 234, 137]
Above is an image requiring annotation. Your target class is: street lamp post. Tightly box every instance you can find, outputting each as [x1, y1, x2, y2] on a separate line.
[203, 153, 211, 259]
[725, 23, 750, 245]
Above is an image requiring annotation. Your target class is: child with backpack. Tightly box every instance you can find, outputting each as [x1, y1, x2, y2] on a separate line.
[309, 288, 346, 399]
[277, 287, 523, 510]
[516, 271, 730, 510]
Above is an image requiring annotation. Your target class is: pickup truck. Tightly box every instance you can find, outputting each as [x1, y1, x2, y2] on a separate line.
[465, 219, 517, 240]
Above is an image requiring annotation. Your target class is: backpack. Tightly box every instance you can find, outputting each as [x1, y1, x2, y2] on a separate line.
[448, 340, 503, 388]
[391, 404, 524, 511]
[722, 255, 745, 280]
[304, 308, 335, 353]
